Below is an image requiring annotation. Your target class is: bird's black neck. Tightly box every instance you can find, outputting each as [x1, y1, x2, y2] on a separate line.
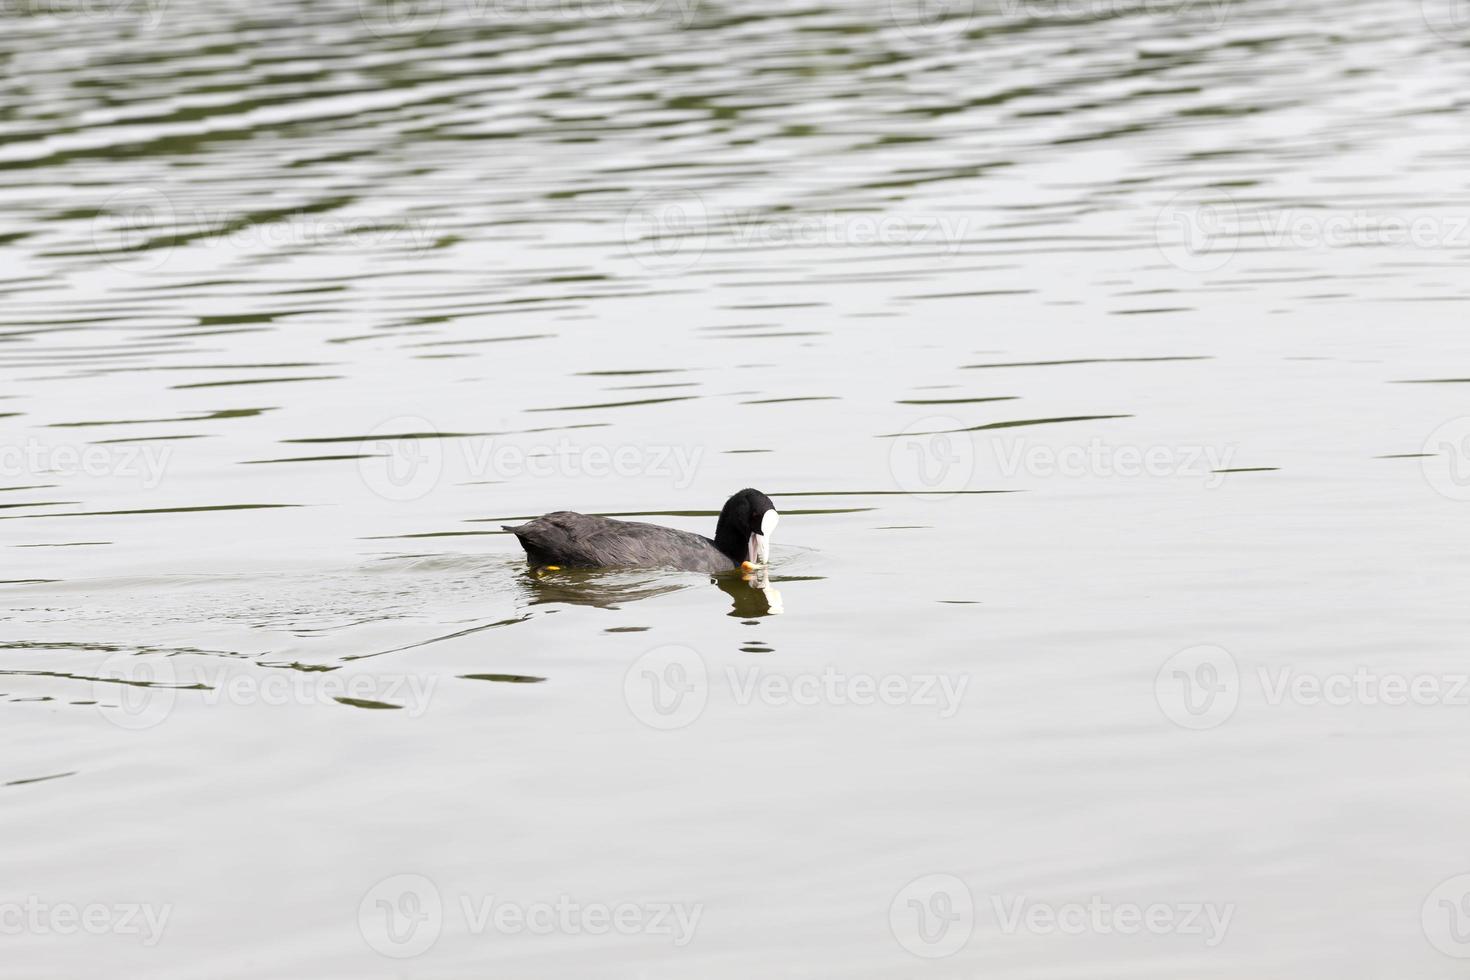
[713, 518, 748, 564]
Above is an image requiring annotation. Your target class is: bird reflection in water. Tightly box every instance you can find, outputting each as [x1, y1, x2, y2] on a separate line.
[518, 568, 687, 609]
[717, 566, 783, 617]
[518, 565, 784, 617]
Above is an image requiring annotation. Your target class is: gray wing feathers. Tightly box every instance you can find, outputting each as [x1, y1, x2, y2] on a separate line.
[505, 512, 733, 573]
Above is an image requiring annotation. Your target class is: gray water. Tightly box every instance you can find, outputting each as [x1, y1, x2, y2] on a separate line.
[5, 0, 1470, 975]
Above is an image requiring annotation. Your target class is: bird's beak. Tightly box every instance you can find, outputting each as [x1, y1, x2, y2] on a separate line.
[749, 531, 768, 567]
[758, 514, 782, 567]
[748, 508, 779, 568]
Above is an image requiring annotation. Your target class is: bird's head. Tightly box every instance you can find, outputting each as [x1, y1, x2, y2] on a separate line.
[714, 487, 778, 569]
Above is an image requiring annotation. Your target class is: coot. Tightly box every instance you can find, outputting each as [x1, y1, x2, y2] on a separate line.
[505, 488, 778, 574]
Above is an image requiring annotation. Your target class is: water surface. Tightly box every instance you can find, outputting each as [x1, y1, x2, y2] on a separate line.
[5, 0, 1470, 975]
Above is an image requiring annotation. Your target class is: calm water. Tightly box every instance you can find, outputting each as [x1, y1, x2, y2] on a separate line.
[5, 0, 1470, 975]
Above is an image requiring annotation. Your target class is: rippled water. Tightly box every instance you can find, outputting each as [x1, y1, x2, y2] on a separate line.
[5, 0, 1470, 975]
